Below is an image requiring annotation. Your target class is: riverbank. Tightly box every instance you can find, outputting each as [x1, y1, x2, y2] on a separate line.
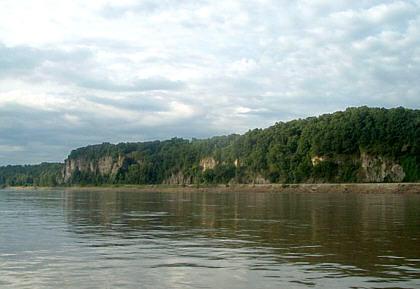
[3, 183, 420, 194]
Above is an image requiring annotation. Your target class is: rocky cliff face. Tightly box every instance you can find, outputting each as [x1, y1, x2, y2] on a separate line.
[163, 171, 193, 185]
[63, 155, 126, 182]
[359, 152, 405, 182]
[63, 151, 407, 184]
[200, 157, 216, 170]
[311, 152, 406, 183]
[311, 156, 326, 166]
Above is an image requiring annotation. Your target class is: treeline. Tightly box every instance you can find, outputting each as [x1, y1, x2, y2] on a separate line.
[0, 163, 63, 187]
[64, 106, 420, 185]
[66, 135, 240, 185]
[1, 106, 419, 187]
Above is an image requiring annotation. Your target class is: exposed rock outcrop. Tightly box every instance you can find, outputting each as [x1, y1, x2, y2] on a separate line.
[311, 156, 326, 166]
[360, 152, 405, 182]
[200, 157, 216, 171]
[163, 171, 193, 185]
[234, 159, 239, 167]
[63, 155, 126, 182]
[62, 150, 406, 185]
[253, 175, 270, 184]
[311, 152, 405, 183]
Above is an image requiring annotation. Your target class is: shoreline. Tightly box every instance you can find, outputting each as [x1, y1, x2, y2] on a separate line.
[3, 183, 420, 194]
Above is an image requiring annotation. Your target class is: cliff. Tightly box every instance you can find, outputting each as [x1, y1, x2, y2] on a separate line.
[309, 152, 406, 183]
[1, 106, 419, 187]
[359, 152, 405, 182]
[62, 150, 410, 185]
[63, 107, 419, 185]
[63, 155, 125, 183]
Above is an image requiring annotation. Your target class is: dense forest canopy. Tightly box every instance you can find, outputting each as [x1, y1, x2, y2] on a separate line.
[0, 163, 63, 187]
[1, 106, 419, 187]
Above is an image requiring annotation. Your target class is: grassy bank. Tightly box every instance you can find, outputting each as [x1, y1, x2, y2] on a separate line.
[3, 183, 420, 194]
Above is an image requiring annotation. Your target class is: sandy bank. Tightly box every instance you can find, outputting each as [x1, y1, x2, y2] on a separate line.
[3, 183, 419, 194]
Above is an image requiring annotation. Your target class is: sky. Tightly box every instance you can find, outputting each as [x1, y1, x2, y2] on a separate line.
[0, 0, 419, 165]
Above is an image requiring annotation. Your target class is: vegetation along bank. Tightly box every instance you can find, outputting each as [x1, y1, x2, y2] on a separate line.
[1, 106, 419, 187]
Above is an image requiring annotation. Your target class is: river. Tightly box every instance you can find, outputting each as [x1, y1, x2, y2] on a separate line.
[0, 189, 419, 288]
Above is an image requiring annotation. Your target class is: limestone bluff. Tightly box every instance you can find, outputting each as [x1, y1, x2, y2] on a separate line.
[1, 106, 418, 187]
[58, 106, 419, 186]
[62, 150, 407, 185]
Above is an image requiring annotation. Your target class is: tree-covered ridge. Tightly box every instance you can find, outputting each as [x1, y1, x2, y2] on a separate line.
[1, 106, 419, 187]
[66, 135, 241, 185]
[0, 163, 63, 187]
[63, 106, 420, 184]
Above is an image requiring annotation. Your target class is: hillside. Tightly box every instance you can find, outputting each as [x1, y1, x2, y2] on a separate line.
[0, 163, 63, 187]
[1, 106, 419, 187]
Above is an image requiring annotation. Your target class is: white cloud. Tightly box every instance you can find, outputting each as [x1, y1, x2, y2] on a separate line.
[0, 145, 24, 152]
[63, 113, 82, 125]
[0, 91, 72, 111]
[228, 58, 258, 75]
[0, 0, 419, 165]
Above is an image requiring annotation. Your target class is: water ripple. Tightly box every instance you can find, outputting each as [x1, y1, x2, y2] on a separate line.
[1, 189, 419, 289]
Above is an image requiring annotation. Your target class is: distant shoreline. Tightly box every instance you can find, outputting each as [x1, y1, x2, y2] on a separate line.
[3, 183, 419, 194]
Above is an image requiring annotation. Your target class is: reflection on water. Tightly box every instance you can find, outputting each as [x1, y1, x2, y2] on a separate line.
[0, 189, 419, 289]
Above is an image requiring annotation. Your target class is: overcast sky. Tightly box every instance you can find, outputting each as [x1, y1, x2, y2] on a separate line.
[0, 0, 419, 165]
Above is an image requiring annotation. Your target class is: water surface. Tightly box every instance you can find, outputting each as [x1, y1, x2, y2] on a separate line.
[0, 189, 419, 288]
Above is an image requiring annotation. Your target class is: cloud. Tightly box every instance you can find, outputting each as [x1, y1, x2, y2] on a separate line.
[0, 145, 24, 153]
[0, 43, 185, 95]
[77, 76, 185, 92]
[0, 90, 73, 111]
[0, 45, 41, 76]
[0, 0, 419, 165]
